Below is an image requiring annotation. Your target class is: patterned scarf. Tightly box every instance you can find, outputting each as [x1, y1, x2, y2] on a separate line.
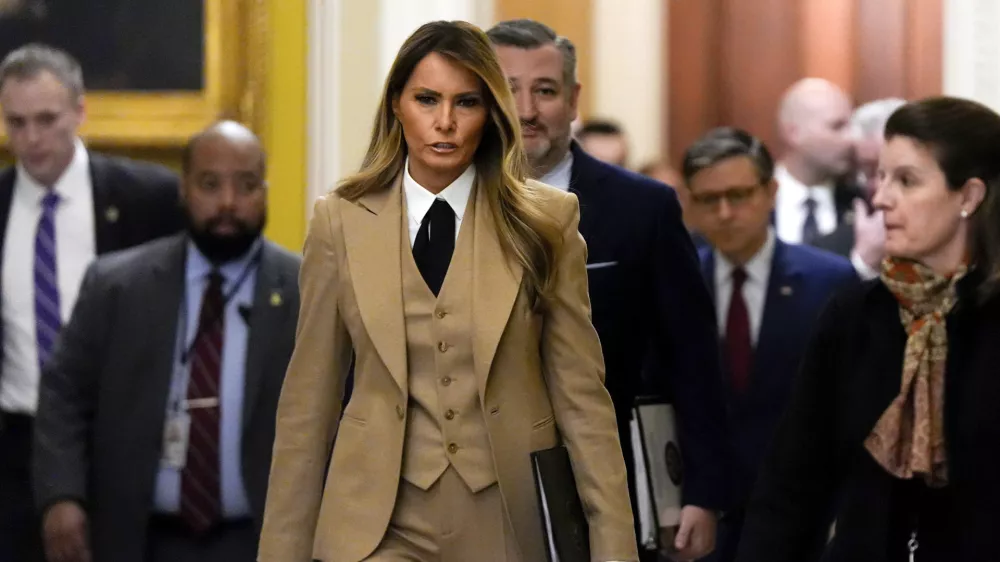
[865, 257, 967, 487]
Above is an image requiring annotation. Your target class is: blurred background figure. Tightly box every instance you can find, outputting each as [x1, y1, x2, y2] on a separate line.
[682, 126, 857, 562]
[773, 78, 857, 247]
[577, 117, 630, 168]
[816, 98, 906, 279]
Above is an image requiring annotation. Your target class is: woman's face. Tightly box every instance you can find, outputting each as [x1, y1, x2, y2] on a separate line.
[393, 52, 488, 191]
[873, 136, 982, 273]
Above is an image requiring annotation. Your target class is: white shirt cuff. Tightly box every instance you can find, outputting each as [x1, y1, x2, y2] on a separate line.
[851, 250, 879, 281]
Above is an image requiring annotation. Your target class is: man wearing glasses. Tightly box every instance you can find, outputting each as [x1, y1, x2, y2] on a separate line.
[682, 127, 858, 562]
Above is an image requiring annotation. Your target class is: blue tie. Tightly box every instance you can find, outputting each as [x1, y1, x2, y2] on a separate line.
[35, 191, 61, 371]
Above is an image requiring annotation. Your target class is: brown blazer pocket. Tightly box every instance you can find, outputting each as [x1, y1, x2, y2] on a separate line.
[530, 415, 559, 451]
[340, 412, 367, 427]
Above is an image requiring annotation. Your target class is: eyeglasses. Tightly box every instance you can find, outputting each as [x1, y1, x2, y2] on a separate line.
[689, 184, 763, 209]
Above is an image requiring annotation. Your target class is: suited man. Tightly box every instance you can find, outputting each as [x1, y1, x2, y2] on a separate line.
[815, 98, 906, 280]
[682, 127, 858, 562]
[33, 121, 300, 562]
[773, 78, 859, 247]
[488, 19, 730, 561]
[0, 43, 181, 561]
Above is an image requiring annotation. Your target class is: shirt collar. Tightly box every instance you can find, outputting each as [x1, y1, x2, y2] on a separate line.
[17, 138, 89, 202]
[715, 228, 777, 286]
[775, 164, 835, 208]
[403, 157, 475, 223]
[186, 236, 264, 285]
[538, 150, 574, 190]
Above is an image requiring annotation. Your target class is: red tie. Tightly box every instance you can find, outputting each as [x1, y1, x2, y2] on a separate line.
[725, 267, 752, 392]
[180, 272, 224, 533]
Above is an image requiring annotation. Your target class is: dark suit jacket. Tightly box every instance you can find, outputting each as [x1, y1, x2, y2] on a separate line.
[737, 273, 1000, 562]
[815, 222, 854, 258]
[699, 240, 858, 504]
[568, 142, 731, 510]
[32, 234, 301, 562]
[0, 152, 181, 391]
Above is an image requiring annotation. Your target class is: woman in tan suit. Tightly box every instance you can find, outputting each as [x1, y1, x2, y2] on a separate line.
[258, 20, 636, 562]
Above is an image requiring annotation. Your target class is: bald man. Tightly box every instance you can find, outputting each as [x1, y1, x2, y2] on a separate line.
[33, 121, 301, 562]
[774, 78, 860, 247]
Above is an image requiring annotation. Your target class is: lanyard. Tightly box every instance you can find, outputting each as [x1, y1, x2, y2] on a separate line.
[176, 245, 263, 366]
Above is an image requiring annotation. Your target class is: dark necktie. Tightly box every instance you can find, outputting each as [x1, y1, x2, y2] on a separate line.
[181, 272, 224, 533]
[801, 197, 819, 245]
[725, 267, 752, 393]
[34, 191, 61, 370]
[413, 199, 455, 296]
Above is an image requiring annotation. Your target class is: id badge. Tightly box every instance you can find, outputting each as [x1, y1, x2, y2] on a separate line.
[162, 411, 190, 470]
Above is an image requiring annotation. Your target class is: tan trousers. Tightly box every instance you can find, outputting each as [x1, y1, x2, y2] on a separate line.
[363, 467, 522, 562]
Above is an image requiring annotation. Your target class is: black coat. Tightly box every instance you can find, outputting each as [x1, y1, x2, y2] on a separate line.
[737, 272, 1000, 562]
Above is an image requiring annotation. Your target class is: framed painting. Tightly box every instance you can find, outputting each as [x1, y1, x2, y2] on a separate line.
[0, 0, 267, 145]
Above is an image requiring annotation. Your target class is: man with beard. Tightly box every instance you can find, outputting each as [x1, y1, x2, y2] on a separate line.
[32, 121, 301, 562]
[489, 20, 730, 562]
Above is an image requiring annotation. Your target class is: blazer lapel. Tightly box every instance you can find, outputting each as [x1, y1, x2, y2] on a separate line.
[88, 153, 118, 254]
[341, 179, 409, 395]
[471, 180, 523, 398]
[568, 142, 609, 241]
[752, 242, 801, 393]
[0, 168, 15, 262]
[242, 242, 291, 427]
[142, 236, 186, 430]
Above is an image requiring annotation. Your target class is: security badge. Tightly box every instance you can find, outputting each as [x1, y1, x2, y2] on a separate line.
[104, 206, 119, 223]
[161, 376, 220, 470]
[270, 291, 282, 307]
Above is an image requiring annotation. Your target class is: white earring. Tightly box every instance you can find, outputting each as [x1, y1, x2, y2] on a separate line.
[961, 209, 970, 219]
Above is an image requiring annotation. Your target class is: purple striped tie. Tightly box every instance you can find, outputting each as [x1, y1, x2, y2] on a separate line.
[35, 192, 61, 371]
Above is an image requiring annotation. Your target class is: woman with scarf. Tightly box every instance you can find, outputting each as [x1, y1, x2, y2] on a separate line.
[735, 96, 1000, 562]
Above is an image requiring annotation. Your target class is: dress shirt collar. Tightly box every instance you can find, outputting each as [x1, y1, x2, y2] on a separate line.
[775, 164, 835, 211]
[403, 157, 475, 222]
[16, 138, 90, 204]
[714, 228, 777, 288]
[538, 150, 574, 190]
[186, 236, 264, 285]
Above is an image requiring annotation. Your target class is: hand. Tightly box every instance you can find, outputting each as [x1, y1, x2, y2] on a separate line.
[852, 198, 885, 271]
[669, 505, 717, 561]
[43, 501, 92, 562]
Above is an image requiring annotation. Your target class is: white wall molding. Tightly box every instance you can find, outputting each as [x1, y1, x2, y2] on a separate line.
[943, 0, 1000, 111]
[307, 0, 344, 213]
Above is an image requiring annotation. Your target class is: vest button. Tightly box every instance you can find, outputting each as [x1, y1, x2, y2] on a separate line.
[438, 341, 449, 352]
[441, 376, 452, 386]
[444, 409, 455, 420]
[396, 405, 405, 420]
[447, 443, 459, 454]
[436, 309, 447, 319]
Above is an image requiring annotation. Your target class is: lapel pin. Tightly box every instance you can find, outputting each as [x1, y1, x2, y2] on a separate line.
[781, 286, 793, 296]
[270, 291, 282, 307]
[104, 206, 119, 223]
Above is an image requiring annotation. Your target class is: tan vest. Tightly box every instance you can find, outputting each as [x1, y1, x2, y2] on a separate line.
[399, 190, 498, 492]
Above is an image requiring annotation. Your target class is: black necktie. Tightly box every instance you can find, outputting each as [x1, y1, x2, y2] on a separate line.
[802, 197, 819, 245]
[413, 199, 455, 295]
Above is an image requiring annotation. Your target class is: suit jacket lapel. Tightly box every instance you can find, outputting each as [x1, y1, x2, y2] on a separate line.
[0, 168, 15, 265]
[143, 236, 186, 432]
[752, 241, 800, 392]
[88, 153, 118, 254]
[471, 179, 523, 398]
[341, 178, 409, 395]
[242, 242, 291, 428]
[568, 142, 609, 241]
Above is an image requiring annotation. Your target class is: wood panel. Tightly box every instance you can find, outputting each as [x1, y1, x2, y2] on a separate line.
[855, 0, 908, 102]
[495, 0, 594, 117]
[719, 0, 800, 152]
[906, 0, 944, 99]
[667, 0, 720, 166]
[801, 0, 856, 93]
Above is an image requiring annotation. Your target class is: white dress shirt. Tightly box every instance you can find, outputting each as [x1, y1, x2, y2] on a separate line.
[1, 139, 96, 414]
[538, 150, 573, 191]
[774, 165, 838, 244]
[403, 159, 475, 247]
[714, 230, 776, 345]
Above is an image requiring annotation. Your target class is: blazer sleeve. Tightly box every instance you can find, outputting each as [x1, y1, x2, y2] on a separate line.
[33, 263, 111, 514]
[735, 293, 846, 562]
[258, 197, 354, 562]
[649, 189, 732, 510]
[541, 193, 639, 562]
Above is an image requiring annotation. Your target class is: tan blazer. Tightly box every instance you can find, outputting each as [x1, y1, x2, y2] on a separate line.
[258, 176, 637, 562]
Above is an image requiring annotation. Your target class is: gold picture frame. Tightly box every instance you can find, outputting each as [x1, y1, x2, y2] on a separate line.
[1, 0, 267, 147]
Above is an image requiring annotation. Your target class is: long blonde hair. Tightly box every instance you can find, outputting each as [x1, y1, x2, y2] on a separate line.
[338, 20, 563, 305]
